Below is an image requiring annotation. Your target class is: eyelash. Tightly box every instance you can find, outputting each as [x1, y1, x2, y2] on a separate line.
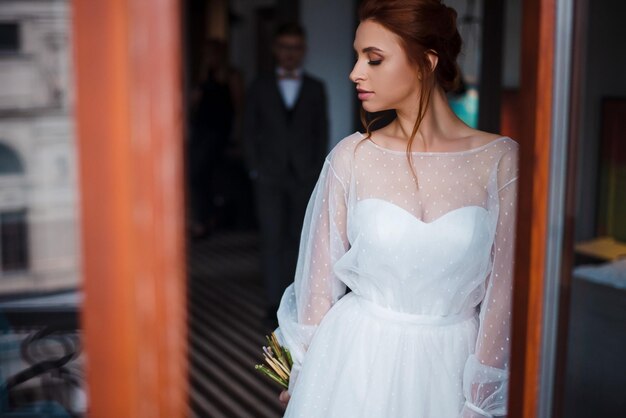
[354, 54, 383, 66]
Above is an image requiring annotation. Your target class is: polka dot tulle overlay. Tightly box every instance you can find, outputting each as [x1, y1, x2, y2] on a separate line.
[276, 132, 518, 417]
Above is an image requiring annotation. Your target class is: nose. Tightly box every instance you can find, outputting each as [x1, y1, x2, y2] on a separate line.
[349, 60, 364, 83]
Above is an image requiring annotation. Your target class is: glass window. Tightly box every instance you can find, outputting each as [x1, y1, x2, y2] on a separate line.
[0, 210, 28, 273]
[0, 23, 19, 53]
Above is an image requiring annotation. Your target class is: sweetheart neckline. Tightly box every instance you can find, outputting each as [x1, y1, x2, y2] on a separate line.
[356, 198, 488, 225]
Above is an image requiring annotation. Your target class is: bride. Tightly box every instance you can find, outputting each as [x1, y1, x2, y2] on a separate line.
[274, 0, 518, 416]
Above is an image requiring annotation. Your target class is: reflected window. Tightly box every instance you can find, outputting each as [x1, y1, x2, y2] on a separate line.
[0, 22, 20, 54]
[0, 210, 28, 272]
[0, 143, 27, 274]
[0, 143, 24, 175]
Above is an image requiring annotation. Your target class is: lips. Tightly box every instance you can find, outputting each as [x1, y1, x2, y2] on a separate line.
[357, 88, 374, 100]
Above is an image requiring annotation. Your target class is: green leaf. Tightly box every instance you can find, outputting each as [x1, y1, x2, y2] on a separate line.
[255, 364, 288, 389]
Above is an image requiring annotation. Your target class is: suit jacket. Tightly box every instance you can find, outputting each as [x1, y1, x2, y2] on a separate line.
[243, 71, 329, 186]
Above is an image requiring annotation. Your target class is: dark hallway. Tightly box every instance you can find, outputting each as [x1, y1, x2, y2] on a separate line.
[187, 231, 284, 417]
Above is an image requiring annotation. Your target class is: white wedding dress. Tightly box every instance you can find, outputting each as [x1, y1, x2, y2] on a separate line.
[275, 132, 518, 418]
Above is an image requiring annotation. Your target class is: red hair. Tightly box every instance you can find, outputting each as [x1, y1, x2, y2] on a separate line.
[357, 0, 462, 183]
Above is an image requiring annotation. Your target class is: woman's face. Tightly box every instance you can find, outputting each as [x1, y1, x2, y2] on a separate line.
[350, 20, 421, 113]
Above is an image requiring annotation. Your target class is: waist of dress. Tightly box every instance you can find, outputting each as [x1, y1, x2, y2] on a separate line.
[355, 295, 476, 326]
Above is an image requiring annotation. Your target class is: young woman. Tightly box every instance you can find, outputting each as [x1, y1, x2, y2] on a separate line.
[274, 1, 518, 416]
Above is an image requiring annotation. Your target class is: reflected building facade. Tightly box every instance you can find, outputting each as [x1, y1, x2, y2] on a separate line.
[0, 0, 79, 296]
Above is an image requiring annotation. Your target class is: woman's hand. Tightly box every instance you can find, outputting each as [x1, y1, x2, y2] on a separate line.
[458, 404, 497, 418]
[279, 390, 291, 407]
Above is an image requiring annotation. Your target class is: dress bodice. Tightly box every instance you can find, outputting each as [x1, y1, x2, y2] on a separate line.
[335, 198, 492, 315]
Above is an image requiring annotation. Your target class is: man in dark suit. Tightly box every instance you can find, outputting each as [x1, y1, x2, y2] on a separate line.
[243, 23, 329, 329]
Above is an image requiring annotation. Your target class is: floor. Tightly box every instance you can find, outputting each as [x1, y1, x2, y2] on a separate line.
[187, 231, 285, 418]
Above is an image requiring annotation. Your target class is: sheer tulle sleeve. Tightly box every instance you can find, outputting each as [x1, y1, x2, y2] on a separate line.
[275, 150, 350, 395]
[461, 145, 519, 417]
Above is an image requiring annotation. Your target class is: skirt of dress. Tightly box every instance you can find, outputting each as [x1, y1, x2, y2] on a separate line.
[283, 292, 479, 418]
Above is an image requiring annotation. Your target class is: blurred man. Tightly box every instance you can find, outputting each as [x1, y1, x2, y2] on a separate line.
[243, 22, 329, 329]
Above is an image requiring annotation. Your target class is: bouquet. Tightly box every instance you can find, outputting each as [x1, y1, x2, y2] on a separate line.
[254, 332, 293, 389]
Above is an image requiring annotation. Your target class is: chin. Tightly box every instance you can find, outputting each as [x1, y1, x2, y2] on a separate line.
[362, 101, 390, 114]
[362, 102, 381, 113]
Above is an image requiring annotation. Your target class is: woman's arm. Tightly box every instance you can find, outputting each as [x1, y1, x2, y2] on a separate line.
[460, 145, 519, 418]
[275, 150, 350, 395]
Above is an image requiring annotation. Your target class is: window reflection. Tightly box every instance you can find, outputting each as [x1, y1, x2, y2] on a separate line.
[0, 0, 84, 415]
[561, 0, 626, 417]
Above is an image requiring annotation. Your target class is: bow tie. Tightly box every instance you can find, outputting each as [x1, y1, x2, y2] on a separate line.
[278, 71, 299, 80]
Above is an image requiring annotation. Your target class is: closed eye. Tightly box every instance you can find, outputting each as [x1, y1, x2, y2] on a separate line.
[368, 60, 382, 66]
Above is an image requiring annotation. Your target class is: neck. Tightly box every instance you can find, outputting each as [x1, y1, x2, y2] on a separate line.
[392, 86, 464, 151]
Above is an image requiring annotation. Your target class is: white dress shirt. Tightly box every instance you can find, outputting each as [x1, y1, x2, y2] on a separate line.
[276, 67, 303, 109]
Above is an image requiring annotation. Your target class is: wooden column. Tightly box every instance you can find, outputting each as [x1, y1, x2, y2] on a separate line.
[72, 1, 187, 417]
[509, 0, 556, 417]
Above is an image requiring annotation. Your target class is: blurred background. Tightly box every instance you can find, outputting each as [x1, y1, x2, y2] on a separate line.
[0, 0, 623, 417]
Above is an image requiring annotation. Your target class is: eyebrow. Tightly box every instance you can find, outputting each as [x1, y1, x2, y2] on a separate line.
[353, 46, 384, 53]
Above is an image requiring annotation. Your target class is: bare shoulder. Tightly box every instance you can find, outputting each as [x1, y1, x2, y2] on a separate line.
[462, 129, 507, 147]
[461, 129, 519, 156]
[327, 131, 363, 167]
[322, 131, 364, 185]
[331, 131, 363, 157]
